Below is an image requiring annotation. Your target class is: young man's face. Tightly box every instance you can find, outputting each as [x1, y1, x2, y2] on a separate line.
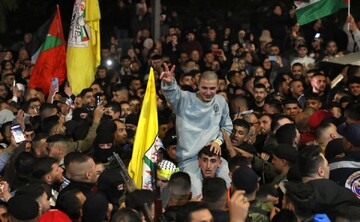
[231, 125, 249, 146]
[50, 162, 64, 184]
[311, 75, 326, 93]
[91, 84, 102, 94]
[82, 91, 95, 107]
[290, 81, 304, 97]
[197, 79, 218, 102]
[198, 153, 221, 178]
[180, 76, 194, 86]
[297, 47, 308, 58]
[112, 90, 129, 103]
[291, 65, 303, 80]
[350, 83, 360, 96]
[129, 99, 141, 114]
[114, 121, 127, 144]
[235, 72, 246, 87]
[254, 87, 267, 104]
[326, 41, 337, 55]
[271, 155, 286, 173]
[166, 145, 177, 161]
[259, 115, 272, 135]
[105, 107, 120, 119]
[130, 80, 141, 92]
[97, 69, 107, 79]
[306, 99, 322, 111]
[270, 46, 280, 56]
[28, 101, 41, 116]
[284, 103, 301, 119]
[120, 103, 132, 117]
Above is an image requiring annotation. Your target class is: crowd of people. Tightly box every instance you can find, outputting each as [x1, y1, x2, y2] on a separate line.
[0, 0, 360, 221]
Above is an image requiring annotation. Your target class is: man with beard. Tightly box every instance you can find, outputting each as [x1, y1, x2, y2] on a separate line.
[288, 80, 305, 108]
[291, 63, 304, 81]
[80, 88, 96, 114]
[308, 72, 328, 106]
[113, 119, 132, 166]
[251, 84, 268, 113]
[32, 157, 65, 206]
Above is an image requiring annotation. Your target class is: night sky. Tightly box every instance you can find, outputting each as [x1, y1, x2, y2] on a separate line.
[1, 0, 359, 49]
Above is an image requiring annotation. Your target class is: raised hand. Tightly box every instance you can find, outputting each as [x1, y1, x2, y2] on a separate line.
[160, 63, 175, 85]
[229, 190, 250, 222]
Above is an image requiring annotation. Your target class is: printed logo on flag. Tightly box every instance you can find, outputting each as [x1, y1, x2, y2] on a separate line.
[68, 0, 90, 47]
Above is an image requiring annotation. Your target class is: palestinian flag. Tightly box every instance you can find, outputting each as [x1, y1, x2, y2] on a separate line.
[28, 6, 67, 95]
[25, 17, 53, 62]
[295, 0, 348, 25]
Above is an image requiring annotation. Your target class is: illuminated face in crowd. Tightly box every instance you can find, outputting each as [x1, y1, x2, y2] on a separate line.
[114, 120, 127, 145]
[290, 81, 304, 98]
[306, 99, 322, 111]
[259, 115, 272, 135]
[231, 125, 249, 147]
[284, 103, 301, 120]
[82, 91, 95, 107]
[120, 103, 132, 117]
[311, 75, 326, 94]
[350, 82, 360, 96]
[198, 153, 221, 178]
[291, 65, 304, 80]
[197, 79, 218, 102]
[254, 87, 267, 104]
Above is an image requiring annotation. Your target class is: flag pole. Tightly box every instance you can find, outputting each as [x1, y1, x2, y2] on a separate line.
[348, 0, 351, 30]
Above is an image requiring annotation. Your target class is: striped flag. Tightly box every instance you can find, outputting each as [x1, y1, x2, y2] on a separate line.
[28, 6, 66, 96]
[66, 0, 101, 95]
[128, 67, 159, 190]
[295, 0, 348, 25]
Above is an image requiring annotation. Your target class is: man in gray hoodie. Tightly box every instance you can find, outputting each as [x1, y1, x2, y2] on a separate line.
[161, 64, 233, 197]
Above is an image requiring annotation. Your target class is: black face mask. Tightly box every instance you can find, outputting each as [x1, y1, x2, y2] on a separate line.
[94, 143, 114, 163]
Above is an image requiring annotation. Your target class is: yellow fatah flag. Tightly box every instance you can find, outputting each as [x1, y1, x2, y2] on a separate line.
[128, 67, 159, 190]
[67, 0, 101, 95]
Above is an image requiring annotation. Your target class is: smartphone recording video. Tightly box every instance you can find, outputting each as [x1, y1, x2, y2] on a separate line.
[11, 124, 25, 144]
[268, 56, 277, 62]
[52, 78, 59, 91]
